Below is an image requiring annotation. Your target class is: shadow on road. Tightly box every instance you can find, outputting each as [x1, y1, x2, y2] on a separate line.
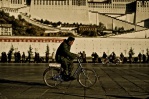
[106, 95, 149, 99]
[0, 79, 45, 86]
[52, 92, 104, 99]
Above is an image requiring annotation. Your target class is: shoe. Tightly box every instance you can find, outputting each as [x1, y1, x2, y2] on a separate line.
[69, 76, 76, 80]
[64, 77, 70, 81]
[62, 75, 70, 81]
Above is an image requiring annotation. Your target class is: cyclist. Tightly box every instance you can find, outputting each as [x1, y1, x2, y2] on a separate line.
[55, 36, 78, 81]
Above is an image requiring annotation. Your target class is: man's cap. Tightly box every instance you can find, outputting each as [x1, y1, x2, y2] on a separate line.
[67, 36, 75, 41]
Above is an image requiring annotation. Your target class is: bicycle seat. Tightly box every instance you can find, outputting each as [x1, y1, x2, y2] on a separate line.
[49, 63, 61, 68]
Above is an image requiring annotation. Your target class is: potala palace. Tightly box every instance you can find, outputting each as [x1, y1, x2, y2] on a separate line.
[0, 0, 149, 27]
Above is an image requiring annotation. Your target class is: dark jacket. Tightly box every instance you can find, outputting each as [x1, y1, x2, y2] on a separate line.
[55, 39, 76, 62]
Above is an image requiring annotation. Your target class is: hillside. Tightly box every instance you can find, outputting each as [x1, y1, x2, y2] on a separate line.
[0, 10, 45, 36]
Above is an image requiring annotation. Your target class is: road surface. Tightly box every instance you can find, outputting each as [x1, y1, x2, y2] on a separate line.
[0, 63, 149, 99]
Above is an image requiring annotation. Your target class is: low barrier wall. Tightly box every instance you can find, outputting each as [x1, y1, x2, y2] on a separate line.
[0, 36, 149, 57]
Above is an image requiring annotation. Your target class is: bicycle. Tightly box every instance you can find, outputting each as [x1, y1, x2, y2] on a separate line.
[102, 57, 121, 65]
[43, 57, 98, 88]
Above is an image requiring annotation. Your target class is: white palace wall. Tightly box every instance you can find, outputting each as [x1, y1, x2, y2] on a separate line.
[0, 37, 149, 57]
[110, 29, 149, 38]
[30, 4, 90, 24]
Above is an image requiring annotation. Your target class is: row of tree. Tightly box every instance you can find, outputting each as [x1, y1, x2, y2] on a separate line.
[1, 44, 52, 63]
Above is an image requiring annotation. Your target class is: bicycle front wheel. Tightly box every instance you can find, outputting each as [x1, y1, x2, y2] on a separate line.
[78, 68, 97, 88]
[43, 68, 62, 88]
[115, 58, 120, 65]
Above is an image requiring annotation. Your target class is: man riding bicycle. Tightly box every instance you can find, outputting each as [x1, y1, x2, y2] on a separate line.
[55, 36, 78, 81]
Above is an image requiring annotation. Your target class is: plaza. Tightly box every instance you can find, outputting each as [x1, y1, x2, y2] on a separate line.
[0, 63, 148, 99]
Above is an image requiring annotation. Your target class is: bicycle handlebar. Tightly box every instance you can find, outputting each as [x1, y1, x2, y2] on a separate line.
[77, 56, 82, 63]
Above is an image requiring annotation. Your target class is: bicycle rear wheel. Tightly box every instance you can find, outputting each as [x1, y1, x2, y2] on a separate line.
[78, 68, 97, 88]
[43, 68, 62, 88]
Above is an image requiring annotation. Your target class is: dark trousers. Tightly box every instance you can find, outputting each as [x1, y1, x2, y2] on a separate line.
[59, 57, 74, 76]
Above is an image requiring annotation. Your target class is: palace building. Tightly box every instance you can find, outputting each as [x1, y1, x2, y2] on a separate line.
[0, 0, 27, 8]
[136, 0, 149, 28]
[0, 0, 149, 28]
[0, 24, 12, 36]
[88, 0, 135, 14]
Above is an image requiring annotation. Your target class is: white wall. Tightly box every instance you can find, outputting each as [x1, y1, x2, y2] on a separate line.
[110, 29, 149, 39]
[72, 38, 149, 57]
[116, 13, 135, 24]
[0, 37, 149, 57]
[30, 4, 90, 24]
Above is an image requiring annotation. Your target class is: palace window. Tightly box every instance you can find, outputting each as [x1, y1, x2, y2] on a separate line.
[64, 0, 66, 5]
[46, 0, 48, 5]
[43, 0, 45, 5]
[49, 0, 51, 5]
[52, 1, 53, 5]
[67, 0, 69, 5]
[58, 1, 60, 5]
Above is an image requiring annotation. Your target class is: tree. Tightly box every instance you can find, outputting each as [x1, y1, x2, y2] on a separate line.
[89, 31, 97, 37]
[10, 45, 14, 52]
[45, 45, 50, 63]
[52, 23, 58, 27]
[46, 45, 50, 54]
[18, 15, 22, 21]
[26, 27, 37, 35]
[82, 31, 89, 36]
[0, 10, 45, 36]
[29, 45, 33, 55]
[128, 47, 135, 56]
[97, 22, 106, 33]
[43, 20, 50, 24]
[26, 0, 31, 5]
[81, 31, 97, 37]
[7, 45, 14, 62]
[146, 48, 149, 55]
[115, 26, 118, 31]
[40, 19, 44, 23]
[57, 21, 62, 25]
[0, 10, 9, 18]
[0, 19, 7, 24]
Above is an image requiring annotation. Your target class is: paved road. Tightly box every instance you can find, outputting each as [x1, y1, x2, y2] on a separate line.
[0, 63, 149, 99]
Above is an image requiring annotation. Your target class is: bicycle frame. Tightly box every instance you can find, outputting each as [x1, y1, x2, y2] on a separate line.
[72, 58, 85, 77]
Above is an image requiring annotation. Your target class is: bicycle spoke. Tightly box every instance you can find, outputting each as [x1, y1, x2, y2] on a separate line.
[43, 68, 62, 88]
[85, 74, 93, 85]
[78, 68, 97, 88]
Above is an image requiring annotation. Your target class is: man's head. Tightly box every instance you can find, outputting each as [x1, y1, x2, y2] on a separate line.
[67, 36, 75, 46]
